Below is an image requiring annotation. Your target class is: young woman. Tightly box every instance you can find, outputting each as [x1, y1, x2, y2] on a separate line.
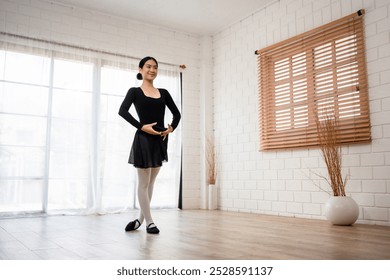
[118, 56, 181, 234]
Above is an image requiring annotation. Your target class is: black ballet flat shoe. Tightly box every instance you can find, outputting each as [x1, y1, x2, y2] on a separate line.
[125, 219, 141, 231]
[146, 223, 160, 234]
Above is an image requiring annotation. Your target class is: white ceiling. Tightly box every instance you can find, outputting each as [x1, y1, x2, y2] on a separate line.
[53, 0, 275, 35]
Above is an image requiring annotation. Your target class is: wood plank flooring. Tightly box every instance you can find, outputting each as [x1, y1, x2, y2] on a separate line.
[0, 209, 389, 260]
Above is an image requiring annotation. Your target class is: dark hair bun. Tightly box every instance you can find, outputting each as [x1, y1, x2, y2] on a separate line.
[136, 73, 143, 80]
[138, 56, 158, 68]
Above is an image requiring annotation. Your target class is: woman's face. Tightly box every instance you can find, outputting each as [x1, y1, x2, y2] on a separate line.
[139, 59, 158, 81]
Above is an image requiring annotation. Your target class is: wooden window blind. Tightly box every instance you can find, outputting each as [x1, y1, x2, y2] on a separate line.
[256, 10, 370, 151]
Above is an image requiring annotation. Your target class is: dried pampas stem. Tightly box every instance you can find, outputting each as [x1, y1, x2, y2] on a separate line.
[316, 115, 347, 196]
[206, 137, 216, 185]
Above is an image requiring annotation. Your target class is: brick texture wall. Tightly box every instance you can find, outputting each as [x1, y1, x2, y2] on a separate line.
[213, 0, 390, 226]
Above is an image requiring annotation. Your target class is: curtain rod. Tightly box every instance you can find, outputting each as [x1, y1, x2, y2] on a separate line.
[254, 9, 365, 55]
[0, 31, 185, 69]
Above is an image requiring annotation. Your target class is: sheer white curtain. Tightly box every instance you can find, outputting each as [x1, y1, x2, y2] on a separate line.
[0, 33, 181, 216]
[146, 65, 182, 209]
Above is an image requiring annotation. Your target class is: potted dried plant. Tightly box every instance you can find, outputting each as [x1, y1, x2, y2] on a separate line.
[316, 116, 359, 225]
[206, 137, 217, 210]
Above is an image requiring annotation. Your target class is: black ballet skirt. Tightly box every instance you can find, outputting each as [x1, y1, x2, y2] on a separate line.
[128, 129, 168, 169]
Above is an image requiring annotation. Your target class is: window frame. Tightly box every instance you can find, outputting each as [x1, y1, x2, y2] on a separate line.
[256, 10, 370, 151]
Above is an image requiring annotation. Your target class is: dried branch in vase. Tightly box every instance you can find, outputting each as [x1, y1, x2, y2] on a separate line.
[206, 137, 216, 185]
[316, 116, 347, 196]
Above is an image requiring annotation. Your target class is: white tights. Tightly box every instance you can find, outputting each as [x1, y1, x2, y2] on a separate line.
[136, 167, 160, 226]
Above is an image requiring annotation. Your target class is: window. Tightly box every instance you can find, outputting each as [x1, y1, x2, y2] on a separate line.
[256, 10, 370, 150]
[0, 51, 50, 212]
[99, 65, 139, 210]
[48, 58, 94, 210]
[0, 39, 181, 215]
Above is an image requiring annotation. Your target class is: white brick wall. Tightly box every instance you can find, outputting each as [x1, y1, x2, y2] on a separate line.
[213, 0, 390, 226]
[0, 0, 202, 209]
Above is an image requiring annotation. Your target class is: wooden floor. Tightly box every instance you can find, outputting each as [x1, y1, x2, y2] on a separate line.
[0, 209, 389, 260]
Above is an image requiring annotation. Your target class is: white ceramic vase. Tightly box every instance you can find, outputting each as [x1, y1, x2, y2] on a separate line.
[208, 184, 217, 210]
[325, 196, 359, 226]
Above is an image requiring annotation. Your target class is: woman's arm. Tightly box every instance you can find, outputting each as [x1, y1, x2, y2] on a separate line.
[164, 89, 181, 131]
[118, 88, 143, 129]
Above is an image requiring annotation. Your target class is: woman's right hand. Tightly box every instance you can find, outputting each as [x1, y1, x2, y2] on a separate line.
[141, 122, 161, 135]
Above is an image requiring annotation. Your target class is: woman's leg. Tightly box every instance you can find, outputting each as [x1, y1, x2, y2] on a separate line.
[137, 167, 161, 226]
